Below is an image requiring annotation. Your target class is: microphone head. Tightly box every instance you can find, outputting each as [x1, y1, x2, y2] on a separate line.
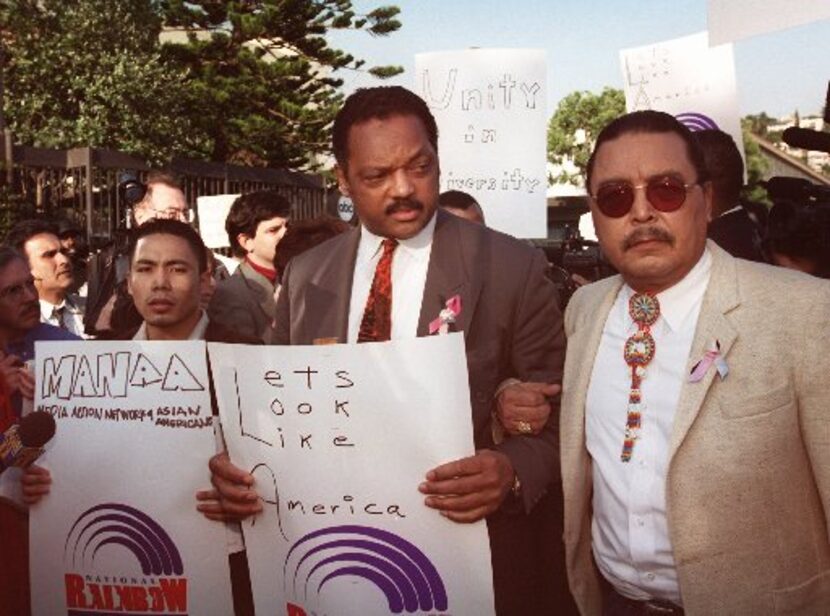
[782, 126, 830, 154]
[18, 412, 57, 448]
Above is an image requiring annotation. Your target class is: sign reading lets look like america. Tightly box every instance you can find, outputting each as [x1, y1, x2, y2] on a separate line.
[209, 334, 496, 616]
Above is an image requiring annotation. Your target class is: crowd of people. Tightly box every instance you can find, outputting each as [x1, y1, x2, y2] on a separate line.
[1, 85, 828, 616]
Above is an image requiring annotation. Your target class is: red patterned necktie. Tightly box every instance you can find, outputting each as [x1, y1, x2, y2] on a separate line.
[358, 238, 398, 343]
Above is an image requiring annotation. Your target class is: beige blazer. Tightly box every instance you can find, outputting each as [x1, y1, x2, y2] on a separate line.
[561, 241, 830, 615]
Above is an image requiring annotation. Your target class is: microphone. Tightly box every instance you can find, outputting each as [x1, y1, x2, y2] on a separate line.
[0, 412, 56, 473]
[782, 127, 830, 154]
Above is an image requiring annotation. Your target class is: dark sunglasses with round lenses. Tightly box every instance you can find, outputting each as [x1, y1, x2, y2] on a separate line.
[591, 176, 699, 218]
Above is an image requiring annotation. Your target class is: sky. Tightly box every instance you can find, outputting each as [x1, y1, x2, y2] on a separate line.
[328, 0, 830, 120]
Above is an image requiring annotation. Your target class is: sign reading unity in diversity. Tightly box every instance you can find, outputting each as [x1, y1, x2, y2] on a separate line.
[209, 334, 495, 616]
[620, 32, 744, 163]
[29, 341, 233, 616]
[415, 49, 547, 239]
[708, 0, 830, 45]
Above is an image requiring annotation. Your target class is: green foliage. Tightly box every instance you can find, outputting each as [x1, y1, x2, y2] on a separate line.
[2, 0, 208, 165]
[1, 0, 403, 169]
[547, 87, 626, 186]
[741, 120, 771, 206]
[159, 1, 403, 168]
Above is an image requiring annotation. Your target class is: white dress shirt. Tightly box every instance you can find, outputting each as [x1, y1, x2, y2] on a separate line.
[40, 296, 89, 338]
[347, 214, 436, 343]
[586, 249, 712, 605]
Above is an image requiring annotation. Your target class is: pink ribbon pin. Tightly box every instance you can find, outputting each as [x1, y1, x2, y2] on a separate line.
[688, 340, 729, 383]
[429, 295, 462, 335]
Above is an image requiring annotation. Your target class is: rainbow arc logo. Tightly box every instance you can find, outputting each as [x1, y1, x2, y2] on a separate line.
[675, 112, 720, 132]
[284, 525, 449, 614]
[65, 503, 183, 575]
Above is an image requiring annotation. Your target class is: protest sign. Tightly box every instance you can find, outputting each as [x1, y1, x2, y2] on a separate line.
[415, 49, 547, 239]
[196, 194, 240, 249]
[29, 340, 233, 616]
[708, 0, 830, 45]
[209, 334, 495, 616]
[620, 32, 744, 163]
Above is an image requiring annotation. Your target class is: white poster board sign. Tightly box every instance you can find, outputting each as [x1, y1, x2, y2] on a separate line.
[209, 334, 495, 616]
[29, 341, 233, 616]
[197, 194, 240, 249]
[620, 32, 745, 162]
[416, 49, 547, 239]
[708, 0, 830, 45]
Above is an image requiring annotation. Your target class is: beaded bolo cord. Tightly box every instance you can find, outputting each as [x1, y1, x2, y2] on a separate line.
[621, 293, 660, 462]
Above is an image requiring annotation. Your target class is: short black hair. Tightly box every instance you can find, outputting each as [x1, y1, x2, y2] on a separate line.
[273, 217, 350, 282]
[225, 190, 292, 258]
[695, 129, 744, 216]
[438, 190, 479, 211]
[586, 110, 710, 190]
[5, 219, 59, 254]
[332, 86, 439, 169]
[128, 218, 208, 273]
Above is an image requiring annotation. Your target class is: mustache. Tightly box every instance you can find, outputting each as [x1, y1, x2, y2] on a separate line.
[622, 226, 675, 251]
[384, 199, 424, 216]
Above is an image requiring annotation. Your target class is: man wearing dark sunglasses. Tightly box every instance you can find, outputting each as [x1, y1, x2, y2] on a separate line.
[559, 111, 830, 615]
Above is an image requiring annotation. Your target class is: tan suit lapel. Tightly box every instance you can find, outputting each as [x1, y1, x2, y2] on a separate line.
[304, 228, 360, 343]
[416, 211, 481, 337]
[668, 243, 740, 461]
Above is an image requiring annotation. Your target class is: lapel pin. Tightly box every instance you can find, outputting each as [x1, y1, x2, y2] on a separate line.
[429, 295, 462, 335]
[689, 339, 729, 383]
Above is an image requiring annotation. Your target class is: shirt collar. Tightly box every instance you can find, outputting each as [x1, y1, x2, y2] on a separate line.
[40, 298, 66, 321]
[621, 248, 712, 332]
[133, 311, 210, 341]
[358, 211, 437, 264]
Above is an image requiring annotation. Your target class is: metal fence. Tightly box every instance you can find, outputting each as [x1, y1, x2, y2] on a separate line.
[3, 144, 327, 241]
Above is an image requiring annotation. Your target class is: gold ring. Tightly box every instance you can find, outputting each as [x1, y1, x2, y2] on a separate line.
[516, 420, 533, 434]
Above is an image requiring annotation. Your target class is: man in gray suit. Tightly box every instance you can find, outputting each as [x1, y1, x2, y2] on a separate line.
[208, 86, 571, 614]
[559, 111, 830, 614]
[208, 190, 290, 343]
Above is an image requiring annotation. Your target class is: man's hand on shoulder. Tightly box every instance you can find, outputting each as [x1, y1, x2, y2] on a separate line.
[419, 450, 515, 523]
[496, 380, 560, 436]
[196, 452, 262, 522]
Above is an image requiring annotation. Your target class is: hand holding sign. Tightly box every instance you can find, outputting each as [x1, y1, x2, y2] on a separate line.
[420, 449, 515, 523]
[196, 451, 262, 522]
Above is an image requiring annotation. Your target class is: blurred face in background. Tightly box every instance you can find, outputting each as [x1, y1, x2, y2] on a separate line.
[239, 215, 288, 270]
[0, 258, 41, 340]
[133, 183, 190, 227]
[23, 232, 74, 303]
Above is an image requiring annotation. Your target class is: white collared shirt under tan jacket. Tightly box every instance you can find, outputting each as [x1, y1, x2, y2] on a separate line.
[560, 240, 830, 615]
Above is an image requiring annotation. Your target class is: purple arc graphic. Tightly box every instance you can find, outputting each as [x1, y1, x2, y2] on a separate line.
[307, 552, 419, 612]
[293, 539, 433, 610]
[319, 566, 405, 614]
[285, 525, 448, 612]
[675, 112, 720, 132]
[64, 503, 183, 576]
[82, 523, 161, 574]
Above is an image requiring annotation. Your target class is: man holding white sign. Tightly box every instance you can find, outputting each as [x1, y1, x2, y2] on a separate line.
[210, 86, 569, 614]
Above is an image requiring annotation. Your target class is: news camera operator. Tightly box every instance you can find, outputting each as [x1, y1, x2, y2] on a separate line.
[84, 170, 192, 338]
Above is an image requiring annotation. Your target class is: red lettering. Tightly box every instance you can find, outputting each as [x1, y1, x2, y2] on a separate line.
[89, 584, 105, 610]
[116, 584, 134, 610]
[148, 586, 165, 612]
[64, 574, 87, 609]
[102, 584, 115, 610]
[287, 603, 307, 616]
[159, 578, 188, 612]
[131, 586, 149, 611]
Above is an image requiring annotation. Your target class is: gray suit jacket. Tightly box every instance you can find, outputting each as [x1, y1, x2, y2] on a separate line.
[274, 209, 565, 512]
[561, 241, 830, 614]
[208, 261, 276, 344]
